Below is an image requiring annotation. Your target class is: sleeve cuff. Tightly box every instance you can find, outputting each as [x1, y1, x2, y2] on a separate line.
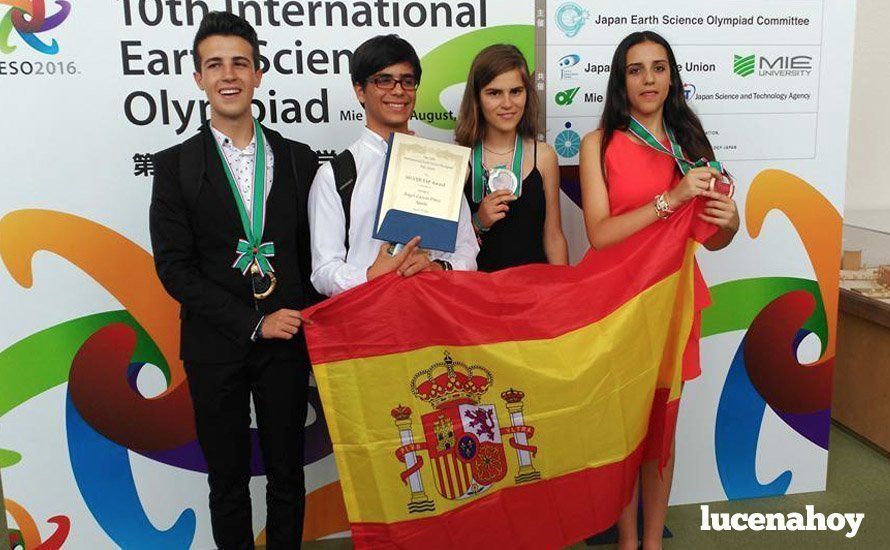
[250, 315, 265, 342]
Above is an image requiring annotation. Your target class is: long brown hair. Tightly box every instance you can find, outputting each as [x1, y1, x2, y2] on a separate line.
[455, 44, 539, 147]
[600, 31, 714, 179]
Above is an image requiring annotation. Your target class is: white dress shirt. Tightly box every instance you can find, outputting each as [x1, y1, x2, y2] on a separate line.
[210, 124, 275, 340]
[308, 127, 479, 297]
[210, 124, 274, 221]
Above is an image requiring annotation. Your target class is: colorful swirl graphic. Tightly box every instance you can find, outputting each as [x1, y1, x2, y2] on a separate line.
[705, 170, 839, 499]
[0, 1, 71, 55]
[0, 168, 839, 542]
[0, 209, 348, 546]
[4, 498, 70, 549]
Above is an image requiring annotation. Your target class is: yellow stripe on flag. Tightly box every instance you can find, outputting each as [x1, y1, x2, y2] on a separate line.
[312, 242, 697, 524]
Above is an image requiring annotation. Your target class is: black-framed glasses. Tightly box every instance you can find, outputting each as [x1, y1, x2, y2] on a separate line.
[367, 74, 419, 91]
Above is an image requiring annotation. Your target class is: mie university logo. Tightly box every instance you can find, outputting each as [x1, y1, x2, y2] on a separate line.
[733, 54, 756, 77]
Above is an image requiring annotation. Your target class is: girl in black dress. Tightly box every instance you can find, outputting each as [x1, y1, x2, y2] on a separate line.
[456, 44, 568, 272]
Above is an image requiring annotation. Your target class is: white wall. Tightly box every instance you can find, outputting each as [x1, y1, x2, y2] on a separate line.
[846, 0, 890, 213]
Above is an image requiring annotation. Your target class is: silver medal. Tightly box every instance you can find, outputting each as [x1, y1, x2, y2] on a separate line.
[487, 167, 519, 195]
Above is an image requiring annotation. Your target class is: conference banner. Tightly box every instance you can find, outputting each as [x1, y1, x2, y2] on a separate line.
[547, 0, 854, 506]
[1, 0, 856, 547]
[0, 0, 534, 547]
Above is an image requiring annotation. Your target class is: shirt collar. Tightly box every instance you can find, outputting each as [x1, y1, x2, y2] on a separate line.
[210, 124, 257, 156]
[360, 126, 391, 157]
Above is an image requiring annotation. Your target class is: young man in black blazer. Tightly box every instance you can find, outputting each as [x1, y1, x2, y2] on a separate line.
[149, 11, 319, 549]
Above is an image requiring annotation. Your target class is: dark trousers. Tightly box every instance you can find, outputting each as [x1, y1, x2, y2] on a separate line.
[185, 344, 309, 550]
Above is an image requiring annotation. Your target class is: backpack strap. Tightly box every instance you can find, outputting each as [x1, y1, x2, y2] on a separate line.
[288, 141, 325, 305]
[330, 149, 357, 252]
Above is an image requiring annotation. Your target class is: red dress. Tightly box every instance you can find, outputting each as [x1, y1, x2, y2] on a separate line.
[604, 131, 710, 381]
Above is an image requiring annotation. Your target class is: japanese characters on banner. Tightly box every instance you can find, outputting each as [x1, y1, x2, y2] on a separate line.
[546, 0, 854, 505]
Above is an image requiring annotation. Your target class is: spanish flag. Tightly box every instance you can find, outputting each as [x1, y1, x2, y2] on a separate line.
[304, 203, 714, 548]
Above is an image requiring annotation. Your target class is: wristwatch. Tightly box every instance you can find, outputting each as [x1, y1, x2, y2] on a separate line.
[432, 259, 453, 271]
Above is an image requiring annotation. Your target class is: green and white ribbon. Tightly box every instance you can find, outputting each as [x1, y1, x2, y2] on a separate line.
[627, 116, 729, 178]
[214, 118, 275, 275]
[471, 134, 523, 203]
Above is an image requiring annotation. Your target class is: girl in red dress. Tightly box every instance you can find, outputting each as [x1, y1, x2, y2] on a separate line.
[579, 31, 740, 550]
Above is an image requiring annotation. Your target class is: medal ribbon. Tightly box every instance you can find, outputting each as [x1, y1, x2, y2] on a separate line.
[471, 133, 523, 202]
[214, 118, 276, 276]
[627, 116, 730, 178]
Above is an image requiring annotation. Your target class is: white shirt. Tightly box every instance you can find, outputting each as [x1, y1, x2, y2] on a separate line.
[308, 127, 479, 297]
[210, 124, 275, 341]
[210, 124, 274, 221]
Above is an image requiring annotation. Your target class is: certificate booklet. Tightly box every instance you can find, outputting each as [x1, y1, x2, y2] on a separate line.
[373, 133, 471, 252]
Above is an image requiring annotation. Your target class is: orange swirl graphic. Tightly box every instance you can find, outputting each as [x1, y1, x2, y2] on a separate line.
[0, 209, 180, 371]
[0, 209, 195, 450]
[4, 498, 40, 548]
[746, 170, 841, 359]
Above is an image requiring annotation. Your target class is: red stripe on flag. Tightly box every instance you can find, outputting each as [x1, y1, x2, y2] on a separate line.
[434, 457, 446, 500]
[350, 443, 645, 549]
[304, 204, 714, 365]
[442, 453, 456, 499]
[452, 455, 464, 497]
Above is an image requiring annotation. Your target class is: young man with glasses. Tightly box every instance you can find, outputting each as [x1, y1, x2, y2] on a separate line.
[308, 34, 478, 297]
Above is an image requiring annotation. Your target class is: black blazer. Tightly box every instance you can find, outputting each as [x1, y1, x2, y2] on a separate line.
[149, 122, 321, 363]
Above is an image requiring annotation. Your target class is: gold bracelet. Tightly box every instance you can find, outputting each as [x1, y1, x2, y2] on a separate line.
[653, 193, 674, 219]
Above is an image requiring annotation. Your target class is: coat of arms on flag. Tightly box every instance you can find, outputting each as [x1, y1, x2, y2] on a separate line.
[303, 202, 713, 547]
[390, 351, 539, 513]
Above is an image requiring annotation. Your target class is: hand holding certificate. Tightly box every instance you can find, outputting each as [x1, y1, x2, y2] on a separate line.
[373, 133, 471, 253]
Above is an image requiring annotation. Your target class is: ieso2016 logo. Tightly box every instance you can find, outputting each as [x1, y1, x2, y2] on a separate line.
[0, 1, 79, 76]
[1, 0, 72, 55]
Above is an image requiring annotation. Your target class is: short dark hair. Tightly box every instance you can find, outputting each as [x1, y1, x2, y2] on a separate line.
[350, 34, 421, 87]
[192, 11, 261, 72]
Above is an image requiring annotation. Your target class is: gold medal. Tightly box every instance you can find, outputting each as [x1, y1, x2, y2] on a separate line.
[250, 259, 276, 300]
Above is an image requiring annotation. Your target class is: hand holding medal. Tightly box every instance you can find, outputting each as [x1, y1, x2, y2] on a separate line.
[476, 189, 517, 231]
[628, 116, 738, 232]
[667, 166, 720, 207]
[698, 187, 740, 233]
[470, 134, 523, 233]
[471, 134, 524, 202]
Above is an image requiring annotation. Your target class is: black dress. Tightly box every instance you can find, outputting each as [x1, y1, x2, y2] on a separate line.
[466, 141, 547, 272]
